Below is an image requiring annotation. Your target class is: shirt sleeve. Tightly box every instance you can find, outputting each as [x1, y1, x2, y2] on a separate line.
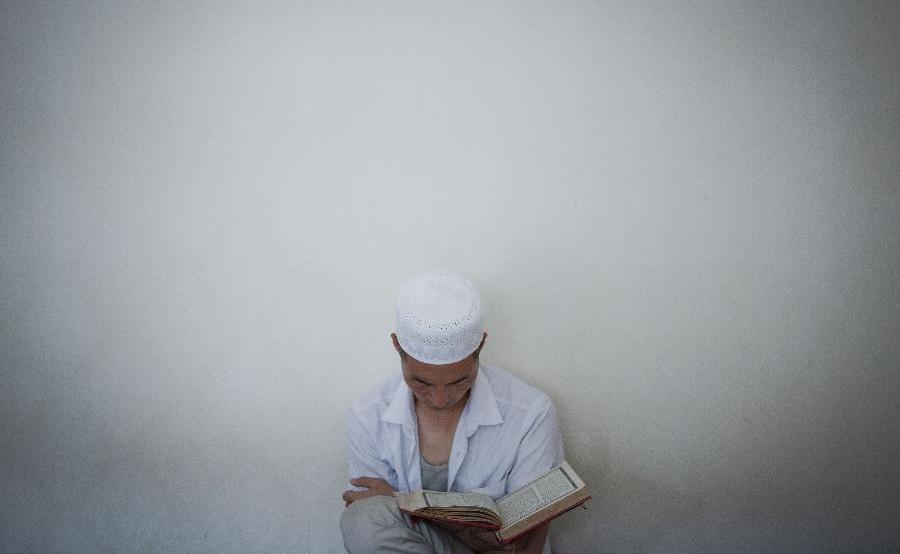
[506, 396, 565, 492]
[346, 405, 398, 491]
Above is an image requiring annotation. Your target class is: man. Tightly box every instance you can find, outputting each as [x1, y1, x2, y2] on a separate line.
[340, 271, 564, 553]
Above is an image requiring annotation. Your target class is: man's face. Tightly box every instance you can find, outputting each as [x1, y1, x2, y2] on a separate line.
[401, 354, 479, 412]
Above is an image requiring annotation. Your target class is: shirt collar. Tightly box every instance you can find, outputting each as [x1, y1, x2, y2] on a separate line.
[380, 363, 505, 435]
[381, 378, 415, 429]
[461, 364, 504, 437]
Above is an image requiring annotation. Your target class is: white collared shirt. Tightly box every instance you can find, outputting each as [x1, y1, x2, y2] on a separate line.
[346, 362, 565, 499]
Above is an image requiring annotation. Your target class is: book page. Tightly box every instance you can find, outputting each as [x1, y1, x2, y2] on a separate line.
[496, 466, 578, 525]
[421, 491, 497, 512]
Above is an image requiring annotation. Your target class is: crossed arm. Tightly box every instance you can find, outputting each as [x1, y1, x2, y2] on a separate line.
[342, 477, 549, 554]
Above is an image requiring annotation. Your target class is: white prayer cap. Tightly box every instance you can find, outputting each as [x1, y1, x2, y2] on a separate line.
[395, 271, 484, 365]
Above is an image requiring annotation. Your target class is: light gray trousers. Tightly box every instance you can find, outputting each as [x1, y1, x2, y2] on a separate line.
[340, 495, 476, 554]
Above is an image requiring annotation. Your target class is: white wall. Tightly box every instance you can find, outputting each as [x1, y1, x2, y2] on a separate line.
[2, 1, 898, 552]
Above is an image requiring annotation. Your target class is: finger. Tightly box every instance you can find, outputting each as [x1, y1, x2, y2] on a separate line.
[344, 488, 375, 503]
[343, 490, 364, 503]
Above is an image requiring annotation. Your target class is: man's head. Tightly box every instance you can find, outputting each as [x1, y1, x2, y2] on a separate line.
[392, 271, 487, 411]
[392, 331, 486, 411]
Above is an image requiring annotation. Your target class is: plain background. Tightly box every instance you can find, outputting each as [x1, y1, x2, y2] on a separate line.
[2, 1, 898, 552]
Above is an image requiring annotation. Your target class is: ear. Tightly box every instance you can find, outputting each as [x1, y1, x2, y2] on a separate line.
[391, 333, 403, 355]
[474, 331, 488, 356]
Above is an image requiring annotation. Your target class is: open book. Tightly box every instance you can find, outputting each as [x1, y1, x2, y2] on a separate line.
[394, 461, 590, 544]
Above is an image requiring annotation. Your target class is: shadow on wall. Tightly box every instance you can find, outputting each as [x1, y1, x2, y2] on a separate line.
[487, 238, 704, 550]
[552, 464, 705, 552]
[547, 403, 705, 553]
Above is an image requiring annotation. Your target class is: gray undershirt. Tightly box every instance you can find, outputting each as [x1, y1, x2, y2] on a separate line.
[420, 455, 449, 492]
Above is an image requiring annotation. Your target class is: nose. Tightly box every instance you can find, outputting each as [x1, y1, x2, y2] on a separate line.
[430, 388, 450, 408]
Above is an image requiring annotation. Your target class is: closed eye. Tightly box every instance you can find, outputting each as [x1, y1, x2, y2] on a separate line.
[413, 375, 471, 387]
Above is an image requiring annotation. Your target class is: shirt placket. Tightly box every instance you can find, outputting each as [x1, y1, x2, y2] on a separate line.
[447, 411, 472, 491]
[404, 417, 423, 492]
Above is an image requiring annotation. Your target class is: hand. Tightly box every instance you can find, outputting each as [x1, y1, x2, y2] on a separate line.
[435, 522, 505, 551]
[342, 477, 396, 507]
[433, 520, 550, 554]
